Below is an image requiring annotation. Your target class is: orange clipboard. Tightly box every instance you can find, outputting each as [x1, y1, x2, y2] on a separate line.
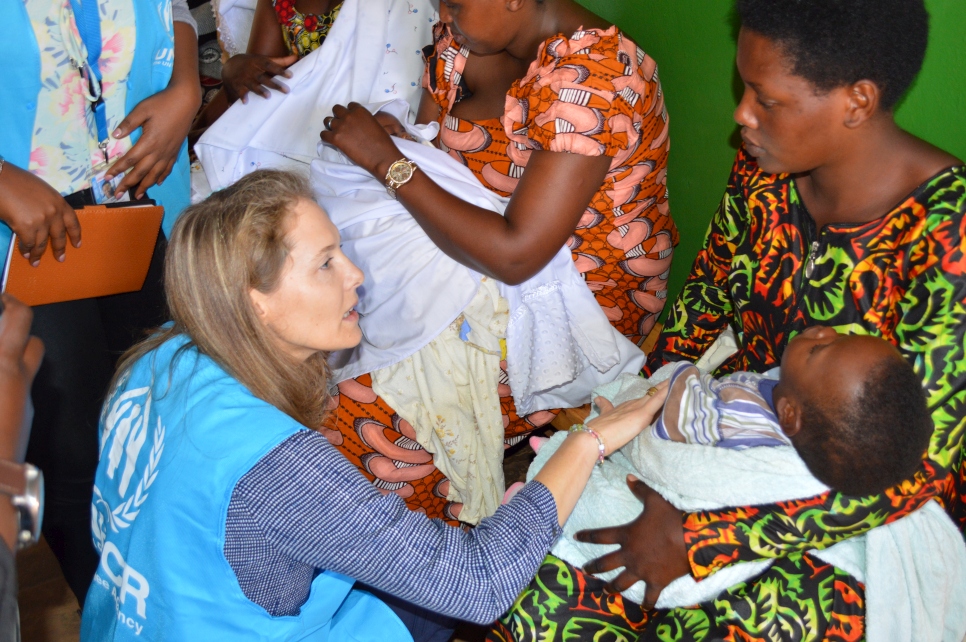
[1, 202, 164, 307]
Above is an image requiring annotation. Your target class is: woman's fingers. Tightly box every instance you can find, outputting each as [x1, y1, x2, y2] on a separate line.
[581, 548, 626, 575]
[594, 396, 615, 414]
[264, 54, 298, 77]
[574, 524, 624, 546]
[110, 102, 150, 145]
[62, 207, 82, 248]
[604, 569, 641, 595]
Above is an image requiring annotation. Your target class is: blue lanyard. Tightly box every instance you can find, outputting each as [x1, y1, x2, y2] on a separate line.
[67, 0, 110, 151]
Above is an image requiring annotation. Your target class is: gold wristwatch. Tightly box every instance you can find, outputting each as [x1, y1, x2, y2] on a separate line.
[0, 459, 43, 549]
[384, 158, 418, 199]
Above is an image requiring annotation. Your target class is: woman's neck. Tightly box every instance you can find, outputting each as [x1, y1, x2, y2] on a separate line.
[796, 120, 958, 229]
[504, 0, 607, 62]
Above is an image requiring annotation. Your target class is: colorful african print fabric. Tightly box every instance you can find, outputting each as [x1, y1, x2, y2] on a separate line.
[327, 24, 676, 523]
[423, 22, 678, 347]
[272, 0, 341, 58]
[490, 554, 865, 642]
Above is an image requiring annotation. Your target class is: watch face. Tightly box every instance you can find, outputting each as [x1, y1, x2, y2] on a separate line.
[389, 161, 414, 183]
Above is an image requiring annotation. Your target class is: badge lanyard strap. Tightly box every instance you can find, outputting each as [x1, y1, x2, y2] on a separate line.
[66, 0, 110, 164]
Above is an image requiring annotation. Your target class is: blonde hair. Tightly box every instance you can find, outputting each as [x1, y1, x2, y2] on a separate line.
[113, 170, 331, 428]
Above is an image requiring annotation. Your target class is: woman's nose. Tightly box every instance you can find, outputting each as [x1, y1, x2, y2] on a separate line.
[346, 259, 364, 290]
[439, 2, 452, 23]
[734, 87, 758, 130]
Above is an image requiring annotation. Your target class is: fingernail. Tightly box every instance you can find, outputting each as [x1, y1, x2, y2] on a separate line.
[31, 260, 40, 267]
[75, 241, 82, 248]
[57, 254, 65, 262]
[21, 253, 29, 259]
[112, 128, 122, 138]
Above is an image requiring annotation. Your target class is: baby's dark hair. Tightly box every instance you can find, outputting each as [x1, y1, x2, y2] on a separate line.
[793, 355, 933, 496]
[735, 0, 929, 109]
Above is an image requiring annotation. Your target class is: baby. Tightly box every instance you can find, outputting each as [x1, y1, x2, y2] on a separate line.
[655, 325, 933, 495]
[520, 326, 943, 609]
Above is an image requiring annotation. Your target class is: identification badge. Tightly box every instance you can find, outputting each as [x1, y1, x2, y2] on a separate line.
[91, 166, 130, 205]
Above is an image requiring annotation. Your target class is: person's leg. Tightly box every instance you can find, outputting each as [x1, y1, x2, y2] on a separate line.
[27, 299, 112, 606]
[363, 586, 458, 642]
[328, 374, 461, 523]
[489, 556, 650, 642]
[95, 233, 168, 355]
[491, 555, 864, 642]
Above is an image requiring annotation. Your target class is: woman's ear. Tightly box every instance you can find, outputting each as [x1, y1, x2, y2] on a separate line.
[843, 80, 881, 128]
[775, 395, 803, 438]
[249, 289, 269, 319]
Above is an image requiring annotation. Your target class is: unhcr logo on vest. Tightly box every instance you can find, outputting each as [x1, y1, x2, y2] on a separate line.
[92, 385, 166, 553]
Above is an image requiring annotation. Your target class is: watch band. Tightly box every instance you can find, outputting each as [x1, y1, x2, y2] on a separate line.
[0, 459, 43, 549]
[384, 158, 418, 199]
[0, 459, 27, 497]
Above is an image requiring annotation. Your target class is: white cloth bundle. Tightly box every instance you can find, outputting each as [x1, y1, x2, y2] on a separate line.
[529, 368, 966, 641]
[313, 100, 646, 414]
[196, 0, 436, 191]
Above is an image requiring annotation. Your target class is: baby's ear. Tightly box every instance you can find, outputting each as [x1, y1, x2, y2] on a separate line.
[776, 396, 803, 438]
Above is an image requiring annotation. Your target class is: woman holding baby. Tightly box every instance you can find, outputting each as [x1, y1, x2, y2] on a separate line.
[496, 0, 966, 639]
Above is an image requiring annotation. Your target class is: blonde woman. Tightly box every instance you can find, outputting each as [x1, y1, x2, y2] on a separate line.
[80, 170, 668, 641]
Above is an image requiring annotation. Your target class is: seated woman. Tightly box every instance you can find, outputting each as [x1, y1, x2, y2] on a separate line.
[80, 169, 668, 641]
[321, 0, 676, 522]
[494, 0, 966, 639]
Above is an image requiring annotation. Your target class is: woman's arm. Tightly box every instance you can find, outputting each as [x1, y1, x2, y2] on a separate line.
[106, 20, 202, 198]
[643, 153, 748, 374]
[321, 103, 612, 285]
[228, 386, 667, 622]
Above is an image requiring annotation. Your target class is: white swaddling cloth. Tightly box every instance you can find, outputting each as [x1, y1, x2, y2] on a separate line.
[314, 100, 646, 415]
[196, 0, 436, 191]
[528, 368, 966, 641]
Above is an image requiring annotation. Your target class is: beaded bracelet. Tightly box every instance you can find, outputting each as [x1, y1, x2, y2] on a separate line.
[569, 424, 606, 466]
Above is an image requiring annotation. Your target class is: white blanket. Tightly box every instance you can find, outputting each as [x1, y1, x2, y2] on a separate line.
[196, 0, 436, 190]
[314, 100, 646, 414]
[529, 369, 966, 642]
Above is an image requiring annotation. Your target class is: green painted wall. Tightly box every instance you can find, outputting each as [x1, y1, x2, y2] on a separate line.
[579, 0, 966, 312]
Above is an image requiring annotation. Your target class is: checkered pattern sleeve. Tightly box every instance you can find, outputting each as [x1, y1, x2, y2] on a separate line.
[225, 430, 560, 623]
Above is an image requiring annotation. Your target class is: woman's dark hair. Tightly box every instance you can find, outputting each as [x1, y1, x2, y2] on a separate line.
[736, 0, 929, 109]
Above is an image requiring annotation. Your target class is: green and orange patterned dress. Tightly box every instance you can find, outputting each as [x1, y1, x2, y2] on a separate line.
[492, 147, 966, 641]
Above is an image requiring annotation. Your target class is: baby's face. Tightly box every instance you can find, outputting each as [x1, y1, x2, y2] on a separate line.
[780, 327, 901, 412]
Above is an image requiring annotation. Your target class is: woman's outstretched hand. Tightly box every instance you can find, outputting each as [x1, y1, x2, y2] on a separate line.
[585, 378, 669, 456]
[0, 163, 81, 266]
[320, 103, 404, 178]
[222, 53, 299, 104]
[575, 476, 691, 609]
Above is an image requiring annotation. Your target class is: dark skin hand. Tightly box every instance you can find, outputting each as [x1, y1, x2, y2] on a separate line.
[321, 102, 611, 285]
[0, 296, 44, 551]
[575, 477, 691, 609]
[105, 21, 202, 198]
[219, 0, 338, 104]
[0, 163, 81, 266]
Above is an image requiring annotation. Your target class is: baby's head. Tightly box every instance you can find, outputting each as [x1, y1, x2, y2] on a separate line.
[773, 327, 933, 496]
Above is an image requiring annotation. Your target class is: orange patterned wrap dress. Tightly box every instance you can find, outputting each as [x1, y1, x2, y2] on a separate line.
[326, 23, 676, 524]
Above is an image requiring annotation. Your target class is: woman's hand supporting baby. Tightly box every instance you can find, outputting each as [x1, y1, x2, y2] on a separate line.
[575, 473, 691, 609]
[533, 380, 669, 529]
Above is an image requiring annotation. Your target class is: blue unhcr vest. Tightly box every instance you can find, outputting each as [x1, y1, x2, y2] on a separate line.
[0, 0, 190, 238]
[81, 335, 411, 641]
